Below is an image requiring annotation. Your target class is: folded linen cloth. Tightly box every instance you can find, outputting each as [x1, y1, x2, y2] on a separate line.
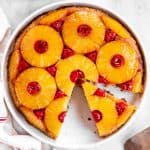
[0, 8, 10, 43]
[0, 7, 43, 150]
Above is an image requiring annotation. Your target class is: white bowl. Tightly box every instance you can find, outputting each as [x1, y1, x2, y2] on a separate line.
[2, 1, 150, 149]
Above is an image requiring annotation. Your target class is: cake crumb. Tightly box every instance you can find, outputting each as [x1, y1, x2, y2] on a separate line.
[88, 117, 91, 121]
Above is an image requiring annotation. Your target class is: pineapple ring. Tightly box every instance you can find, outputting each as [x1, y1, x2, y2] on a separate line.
[15, 67, 56, 109]
[96, 41, 139, 84]
[44, 96, 69, 139]
[62, 10, 105, 53]
[21, 25, 63, 67]
[56, 54, 98, 96]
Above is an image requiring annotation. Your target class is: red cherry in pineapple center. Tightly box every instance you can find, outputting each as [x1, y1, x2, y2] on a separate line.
[92, 110, 102, 122]
[27, 81, 41, 95]
[70, 70, 85, 84]
[77, 24, 92, 37]
[111, 54, 125, 68]
[58, 111, 66, 123]
[34, 40, 48, 54]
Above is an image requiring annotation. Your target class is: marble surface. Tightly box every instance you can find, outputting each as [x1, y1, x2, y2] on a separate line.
[0, 0, 150, 150]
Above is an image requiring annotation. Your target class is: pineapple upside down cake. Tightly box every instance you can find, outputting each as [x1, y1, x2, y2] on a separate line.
[8, 6, 144, 139]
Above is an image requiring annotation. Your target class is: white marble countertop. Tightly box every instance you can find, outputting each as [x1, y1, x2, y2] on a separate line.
[0, 0, 150, 150]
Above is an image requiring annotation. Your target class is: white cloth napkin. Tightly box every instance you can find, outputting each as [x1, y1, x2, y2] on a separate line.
[0, 8, 10, 43]
[0, 7, 43, 150]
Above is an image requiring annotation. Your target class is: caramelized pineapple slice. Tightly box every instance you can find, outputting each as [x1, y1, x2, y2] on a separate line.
[44, 96, 69, 139]
[20, 106, 46, 132]
[8, 49, 20, 80]
[132, 71, 143, 93]
[8, 49, 31, 107]
[101, 14, 131, 38]
[62, 10, 105, 53]
[8, 49, 21, 107]
[39, 9, 68, 25]
[96, 41, 139, 84]
[21, 25, 63, 67]
[56, 54, 98, 96]
[15, 67, 56, 109]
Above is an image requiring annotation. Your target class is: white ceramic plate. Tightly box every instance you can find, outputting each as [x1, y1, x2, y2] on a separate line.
[2, 1, 149, 149]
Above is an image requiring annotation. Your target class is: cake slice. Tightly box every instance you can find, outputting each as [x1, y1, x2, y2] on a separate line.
[82, 82, 136, 137]
[82, 82, 118, 136]
[44, 96, 70, 139]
